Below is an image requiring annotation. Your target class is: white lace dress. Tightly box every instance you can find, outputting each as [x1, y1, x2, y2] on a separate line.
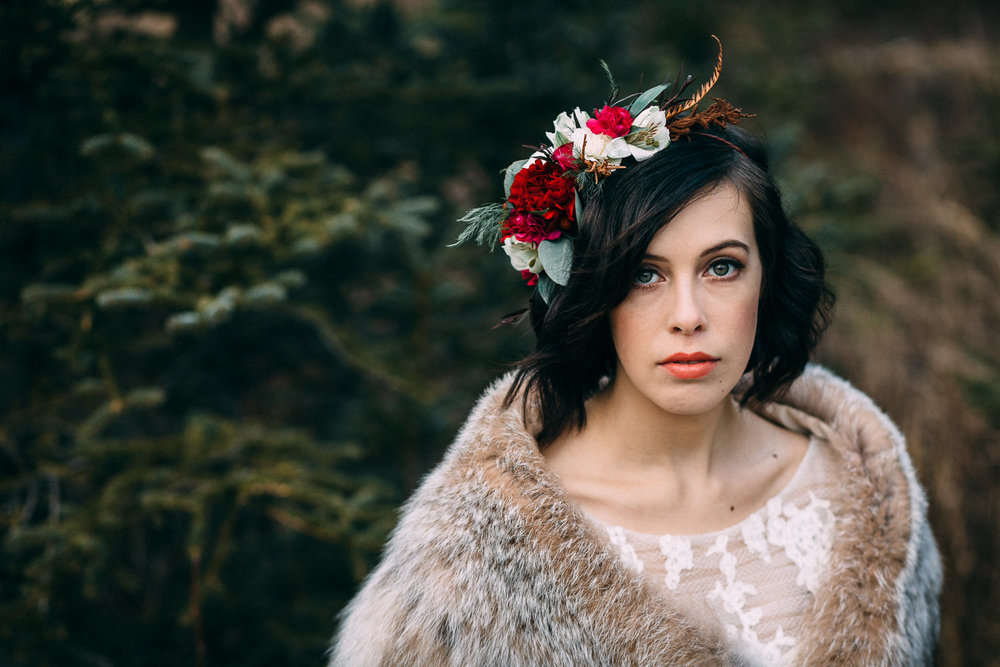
[593, 435, 841, 666]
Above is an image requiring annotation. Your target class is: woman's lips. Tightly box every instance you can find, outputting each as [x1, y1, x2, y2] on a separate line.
[658, 352, 720, 380]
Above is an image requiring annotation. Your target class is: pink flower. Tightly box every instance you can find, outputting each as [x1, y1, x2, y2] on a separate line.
[586, 105, 634, 138]
[503, 211, 564, 245]
[551, 143, 577, 170]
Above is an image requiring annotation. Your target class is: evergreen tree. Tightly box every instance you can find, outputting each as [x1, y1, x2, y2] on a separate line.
[2, 1, 998, 664]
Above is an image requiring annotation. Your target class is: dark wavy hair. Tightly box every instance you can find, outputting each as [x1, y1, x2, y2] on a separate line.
[505, 124, 834, 447]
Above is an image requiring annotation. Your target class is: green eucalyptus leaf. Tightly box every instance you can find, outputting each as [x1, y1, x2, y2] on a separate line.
[537, 274, 556, 304]
[538, 236, 573, 286]
[503, 159, 528, 198]
[629, 84, 668, 115]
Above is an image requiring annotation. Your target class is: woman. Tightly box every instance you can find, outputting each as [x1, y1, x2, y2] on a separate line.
[330, 42, 941, 665]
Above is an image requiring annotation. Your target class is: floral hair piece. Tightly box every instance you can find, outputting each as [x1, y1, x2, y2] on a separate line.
[453, 36, 746, 305]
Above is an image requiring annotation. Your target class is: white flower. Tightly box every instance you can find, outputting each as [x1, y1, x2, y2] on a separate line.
[502, 237, 543, 274]
[546, 107, 589, 147]
[626, 106, 671, 161]
[570, 127, 631, 163]
[522, 149, 549, 169]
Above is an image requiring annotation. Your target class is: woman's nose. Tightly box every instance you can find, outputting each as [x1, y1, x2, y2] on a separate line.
[668, 281, 706, 334]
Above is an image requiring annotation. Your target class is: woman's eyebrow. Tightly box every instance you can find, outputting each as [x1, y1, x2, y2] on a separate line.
[700, 240, 751, 257]
[642, 240, 751, 263]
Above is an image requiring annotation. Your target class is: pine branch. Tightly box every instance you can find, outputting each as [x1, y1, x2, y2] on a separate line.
[451, 203, 506, 249]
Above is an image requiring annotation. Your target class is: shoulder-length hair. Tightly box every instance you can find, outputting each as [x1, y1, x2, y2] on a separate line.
[506, 125, 834, 447]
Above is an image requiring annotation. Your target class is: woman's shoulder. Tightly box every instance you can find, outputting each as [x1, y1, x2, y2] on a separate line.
[760, 365, 906, 466]
[763, 365, 941, 664]
[754, 365, 924, 525]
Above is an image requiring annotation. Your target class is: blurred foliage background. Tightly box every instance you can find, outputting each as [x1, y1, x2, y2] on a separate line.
[1, 0, 997, 664]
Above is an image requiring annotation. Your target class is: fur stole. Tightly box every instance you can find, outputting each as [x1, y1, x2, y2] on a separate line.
[330, 365, 940, 666]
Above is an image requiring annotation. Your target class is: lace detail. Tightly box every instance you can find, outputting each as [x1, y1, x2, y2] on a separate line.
[741, 512, 770, 562]
[746, 626, 797, 664]
[705, 533, 801, 663]
[765, 491, 834, 593]
[605, 525, 644, 574]
[707, 535, 764, 635]
[657, 534, 694, 590]
[591, 437, 840, 666]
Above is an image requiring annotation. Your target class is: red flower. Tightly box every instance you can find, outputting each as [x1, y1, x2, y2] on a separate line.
[505, 160, 576, 242]
[519, 269, 539, 286]
[503, 211, 563, 245]
[586, 105, 634, 138]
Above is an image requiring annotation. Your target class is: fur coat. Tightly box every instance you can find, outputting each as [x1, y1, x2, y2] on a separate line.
[329, 366, 941, 666]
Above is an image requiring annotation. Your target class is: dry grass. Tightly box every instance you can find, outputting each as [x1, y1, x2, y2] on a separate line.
[807, 35, 1000, 666]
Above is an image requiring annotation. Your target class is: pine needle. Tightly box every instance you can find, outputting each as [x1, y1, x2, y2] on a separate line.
[450, 203, 505, 249]
[599, 59, 620, 103]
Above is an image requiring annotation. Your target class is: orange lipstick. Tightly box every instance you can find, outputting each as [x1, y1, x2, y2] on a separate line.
[658, 352, 720, 380]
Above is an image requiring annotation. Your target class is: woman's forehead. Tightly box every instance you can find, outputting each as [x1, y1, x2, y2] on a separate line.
[646, 184, 755, 258]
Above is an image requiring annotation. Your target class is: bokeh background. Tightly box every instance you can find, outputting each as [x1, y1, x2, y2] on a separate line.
[2, 0, 998, 665]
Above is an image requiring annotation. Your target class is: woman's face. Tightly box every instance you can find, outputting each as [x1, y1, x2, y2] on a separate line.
[608, 183, 762, 416]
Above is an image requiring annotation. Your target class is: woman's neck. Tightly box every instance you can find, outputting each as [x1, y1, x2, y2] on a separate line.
[547, 378, 750, 490]
[541, 373, 812, 535]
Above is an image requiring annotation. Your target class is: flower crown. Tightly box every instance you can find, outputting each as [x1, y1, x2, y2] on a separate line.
[454, 37, 746, 305]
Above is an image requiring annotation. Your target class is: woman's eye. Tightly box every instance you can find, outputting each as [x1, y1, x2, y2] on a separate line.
[708, 260, 739, 278]
[634, 267, 659, 285]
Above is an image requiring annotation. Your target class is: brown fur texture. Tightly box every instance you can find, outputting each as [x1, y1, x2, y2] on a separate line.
[329, 366, 940, 666]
